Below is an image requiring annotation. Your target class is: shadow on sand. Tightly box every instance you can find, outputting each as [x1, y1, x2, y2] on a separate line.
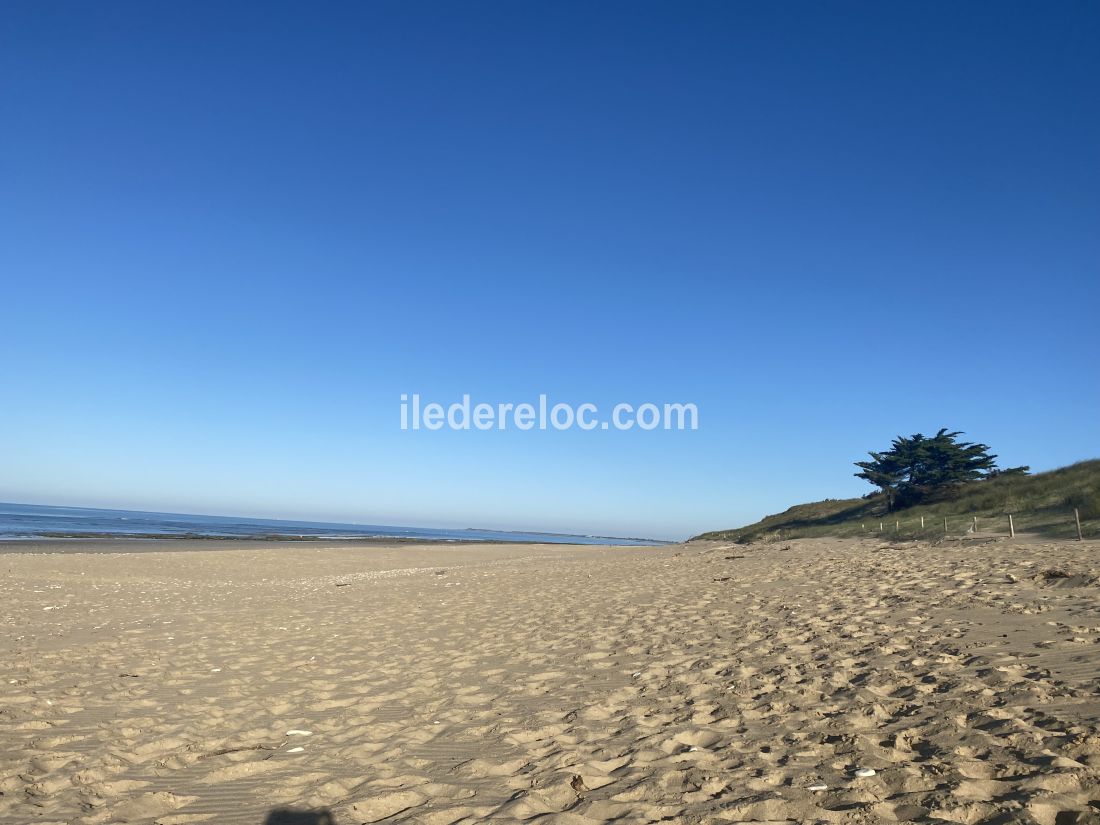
[264, 810, 337, 825]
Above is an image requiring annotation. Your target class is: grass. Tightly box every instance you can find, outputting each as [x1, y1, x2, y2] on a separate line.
[692, 459, 1100, 543]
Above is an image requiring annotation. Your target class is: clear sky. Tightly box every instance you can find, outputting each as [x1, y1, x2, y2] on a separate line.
[2, 2, 1097, 540]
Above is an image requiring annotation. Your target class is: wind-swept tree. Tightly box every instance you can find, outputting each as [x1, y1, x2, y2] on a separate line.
[854, 429, 1015, 510]
[853, 446, 907, 510]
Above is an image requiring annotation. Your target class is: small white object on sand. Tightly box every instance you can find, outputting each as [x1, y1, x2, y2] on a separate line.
[854, 768, 877, 778]
[286, 746, 304, 753]
[807, 783, 828, 791]
[286, 730, 313, 736]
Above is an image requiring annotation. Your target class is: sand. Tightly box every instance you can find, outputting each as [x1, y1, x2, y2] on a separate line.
[2, 536, 1100, 825]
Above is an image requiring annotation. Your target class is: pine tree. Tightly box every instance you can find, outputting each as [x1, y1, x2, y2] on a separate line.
[854, 428, 1015, 510]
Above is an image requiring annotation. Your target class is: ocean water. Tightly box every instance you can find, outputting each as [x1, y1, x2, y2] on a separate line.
[0, 502, 661, 545]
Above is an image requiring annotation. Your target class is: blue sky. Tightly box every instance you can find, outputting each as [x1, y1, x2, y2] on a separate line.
[1, 2, 1097, 540]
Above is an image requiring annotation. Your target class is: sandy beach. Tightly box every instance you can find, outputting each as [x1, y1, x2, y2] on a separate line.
[3, 537, 1100, 824]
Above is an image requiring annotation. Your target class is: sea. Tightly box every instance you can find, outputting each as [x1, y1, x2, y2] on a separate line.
[0, 502, 662, 546]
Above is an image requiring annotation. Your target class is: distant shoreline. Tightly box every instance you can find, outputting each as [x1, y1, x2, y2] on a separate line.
[0, 530, 672, 544]
[0, 501, 669, 547]
[0, 536, 669, 554]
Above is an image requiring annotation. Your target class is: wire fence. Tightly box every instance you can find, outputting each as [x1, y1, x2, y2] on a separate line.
[861, 507, 1092, 541]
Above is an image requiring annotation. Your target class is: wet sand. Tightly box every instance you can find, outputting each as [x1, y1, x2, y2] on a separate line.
[0, 537, 545, 554]
[3, 537, 1100, 824]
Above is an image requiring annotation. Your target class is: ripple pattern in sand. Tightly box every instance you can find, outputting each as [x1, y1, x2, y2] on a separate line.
[3, 538, 1100, 824]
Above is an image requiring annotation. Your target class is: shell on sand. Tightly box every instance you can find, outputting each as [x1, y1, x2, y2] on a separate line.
[854, 768, 877, 778]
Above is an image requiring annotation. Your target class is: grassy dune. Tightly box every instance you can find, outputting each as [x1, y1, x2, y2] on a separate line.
[693, 459, 1100, 542]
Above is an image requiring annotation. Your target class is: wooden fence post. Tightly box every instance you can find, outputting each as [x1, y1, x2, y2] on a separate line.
[972, 516, 978, 533]
[1076, 509, 1084, 541]
[944, 517, 948, 534]
[1008, 514, 1015, 538]
[920, 515, 925, 529]
[895, 520, 899, 532]
[879, 522, 883, 532]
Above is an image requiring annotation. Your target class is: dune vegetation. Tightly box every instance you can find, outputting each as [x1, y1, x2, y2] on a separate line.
[694, 458, 1100, 543]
